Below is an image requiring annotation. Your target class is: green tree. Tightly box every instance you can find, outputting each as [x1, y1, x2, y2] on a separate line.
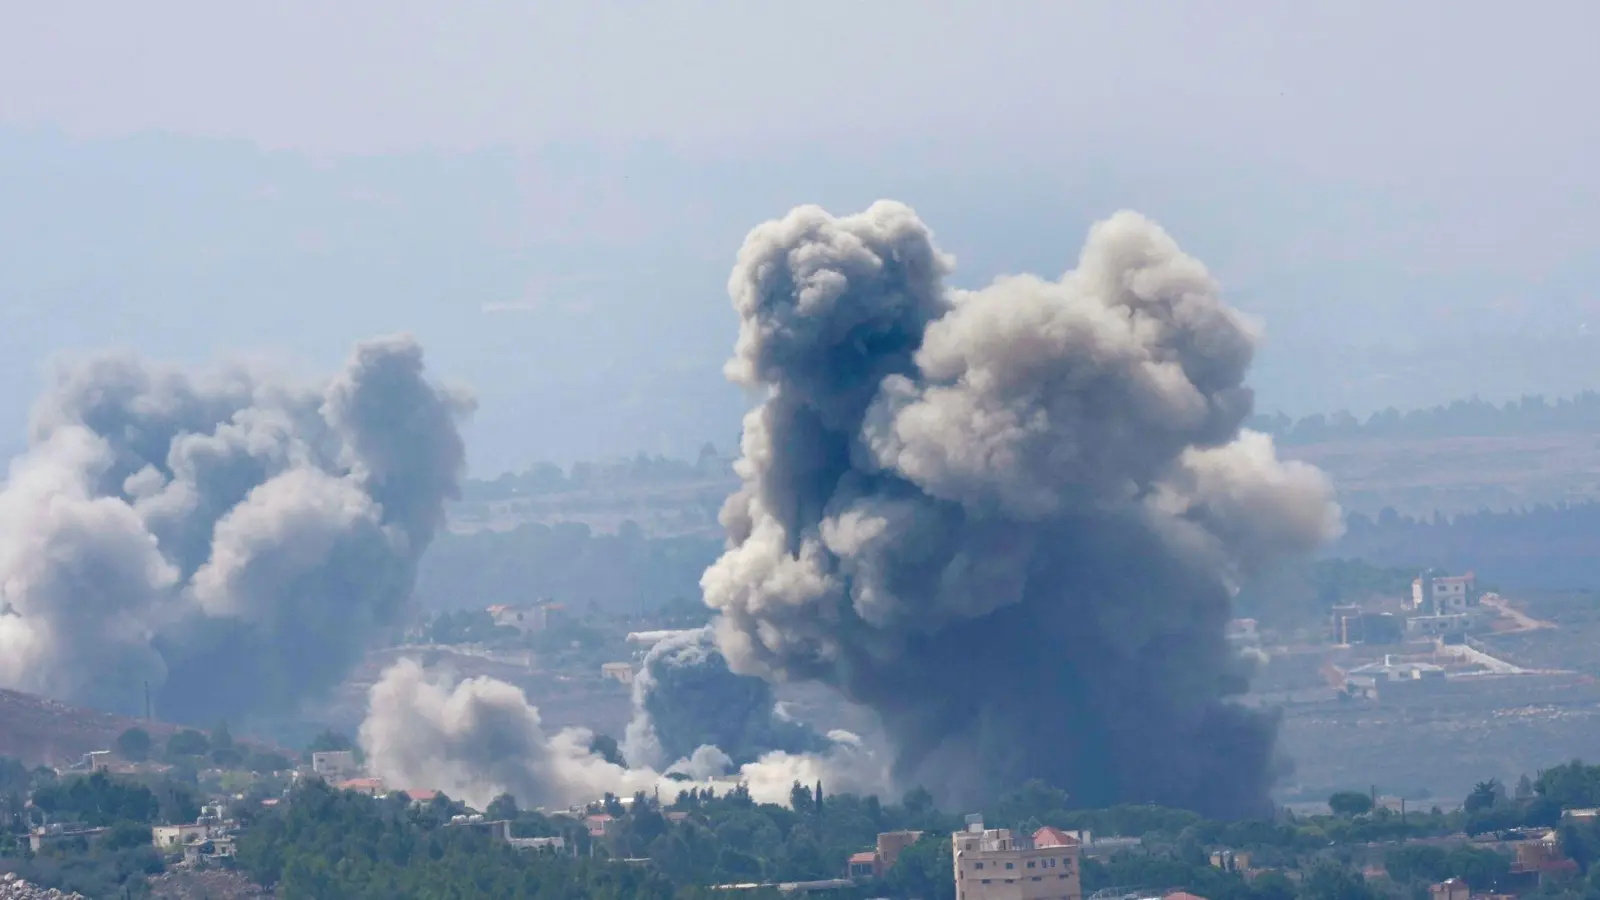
[114, 727, 152, 763]
[1465, 780, 1502, 813]
[486, 793, 518, 822]
[883, 834, 957, 900]
[165, 729, 210, 760]
[1447, 845, 1511, 890]
[303, 728, 363, 764]
[1385, 844, 1451, 883]
[1301, 860, 1380, 900]
[1328, 791, 1375, 817]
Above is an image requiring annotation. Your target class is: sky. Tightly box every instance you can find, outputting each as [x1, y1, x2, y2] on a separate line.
[2, 1, 1598, 473]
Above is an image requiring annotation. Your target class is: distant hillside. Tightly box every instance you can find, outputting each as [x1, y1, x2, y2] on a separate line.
[0, 688, 181, 767]
[415, 521, 723, 612]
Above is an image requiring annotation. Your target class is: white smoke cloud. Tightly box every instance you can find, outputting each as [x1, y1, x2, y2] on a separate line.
[359, 659, 887, 811]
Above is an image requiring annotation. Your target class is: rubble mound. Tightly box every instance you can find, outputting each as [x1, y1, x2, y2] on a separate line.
[0, 872, 87, 900]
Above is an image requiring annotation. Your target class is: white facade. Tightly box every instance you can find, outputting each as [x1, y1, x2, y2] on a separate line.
[952, 818, 1082, 900]
[1412, 572, 1475, 614]
[152, 824, 209, 848]
[311, 750, 359, 781]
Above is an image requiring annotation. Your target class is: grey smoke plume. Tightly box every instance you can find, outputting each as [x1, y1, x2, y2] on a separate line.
[0, 335, 470, 723]
[702, 201, 1341, 817]
[623, 626, 829, 770]
[360, 658, 656, 810]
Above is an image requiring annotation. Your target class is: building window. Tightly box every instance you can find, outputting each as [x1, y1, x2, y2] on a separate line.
[982, 879, 991, 885]
[1006, 863, 1015, 870]
[1028, 862, 1036, 869]
[975, 863, 984, 870]
[1033, 876, 1043, 882]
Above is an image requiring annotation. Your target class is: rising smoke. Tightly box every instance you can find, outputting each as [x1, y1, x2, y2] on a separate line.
[0, 335, 471, 724]
[360, 658, 656, 810]
[701, 201, 1341, 817]
[623, 626, 829, 771]
[360, 655, 886, 811]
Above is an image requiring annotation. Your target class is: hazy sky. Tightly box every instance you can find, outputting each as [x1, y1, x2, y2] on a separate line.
[3, 2, 1598, 472]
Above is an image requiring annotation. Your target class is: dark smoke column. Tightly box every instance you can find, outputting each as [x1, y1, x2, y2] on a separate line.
[702, 201, 1340, 817]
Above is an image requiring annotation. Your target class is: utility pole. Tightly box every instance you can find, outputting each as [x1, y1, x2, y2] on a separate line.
[143, 681, 152, 721]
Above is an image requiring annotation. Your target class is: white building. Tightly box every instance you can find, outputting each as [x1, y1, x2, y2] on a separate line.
[601, 662, 635, 684]
[952, 816, 1082, 900]
[311, 750, 359, 781]
[152, 823, 210, 849]
[489, 602, 565, 635]
[1412, 571, 1476, 615]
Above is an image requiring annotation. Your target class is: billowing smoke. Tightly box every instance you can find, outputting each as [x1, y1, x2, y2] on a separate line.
[360, 658, 658, 810]
[623, 626, 829, 770]
[0, 335, 470, 723]
[362, 654, 888, 811]
[701, 201, 1341, 817]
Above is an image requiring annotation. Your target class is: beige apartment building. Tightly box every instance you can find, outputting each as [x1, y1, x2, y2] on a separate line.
[952, 816, 1082, 900]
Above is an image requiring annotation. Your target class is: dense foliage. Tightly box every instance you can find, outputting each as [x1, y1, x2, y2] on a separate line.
[236, 780, 730, 900]
[229, 773, 1575, 900]
[0, 768, 199, 897]
[14, 754, 1600, 898]
[31, 771, 200, 827]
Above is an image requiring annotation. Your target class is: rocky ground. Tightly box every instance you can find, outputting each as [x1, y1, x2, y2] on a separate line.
[147, 868, 273, 899]
[0, 872, 85, 900]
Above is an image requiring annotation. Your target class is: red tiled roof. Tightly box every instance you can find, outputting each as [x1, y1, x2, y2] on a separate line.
[1166, 892, 1208, 900]
[405, 789, 439, 802]
[1033, 826, 1080, 848]
[849, 852, 878, 864]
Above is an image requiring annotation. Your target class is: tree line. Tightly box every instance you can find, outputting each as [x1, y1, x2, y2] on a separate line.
[234, 759, 1600, 900]
[1248, 392, 1600, 445]
[18, 754, 1600, 898]
[1336, 502, 1600, 591]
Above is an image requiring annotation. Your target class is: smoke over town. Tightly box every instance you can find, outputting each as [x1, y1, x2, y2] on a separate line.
[623, 626, 829, 770]
[701, 201, 1342, 817]
[361, 640, 886, 810]
[359, 658, 658, 811]
[0, 335, 471, 724]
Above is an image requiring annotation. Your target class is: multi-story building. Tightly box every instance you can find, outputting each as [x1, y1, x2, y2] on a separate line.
[952, 817, 1081, 900]
[846, 830, 926, 880]
[489, 601, 566, 635]
[1411, 571, 1476, 615]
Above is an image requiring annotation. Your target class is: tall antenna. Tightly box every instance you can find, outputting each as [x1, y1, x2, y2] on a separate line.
[143, 681, 152, 721]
